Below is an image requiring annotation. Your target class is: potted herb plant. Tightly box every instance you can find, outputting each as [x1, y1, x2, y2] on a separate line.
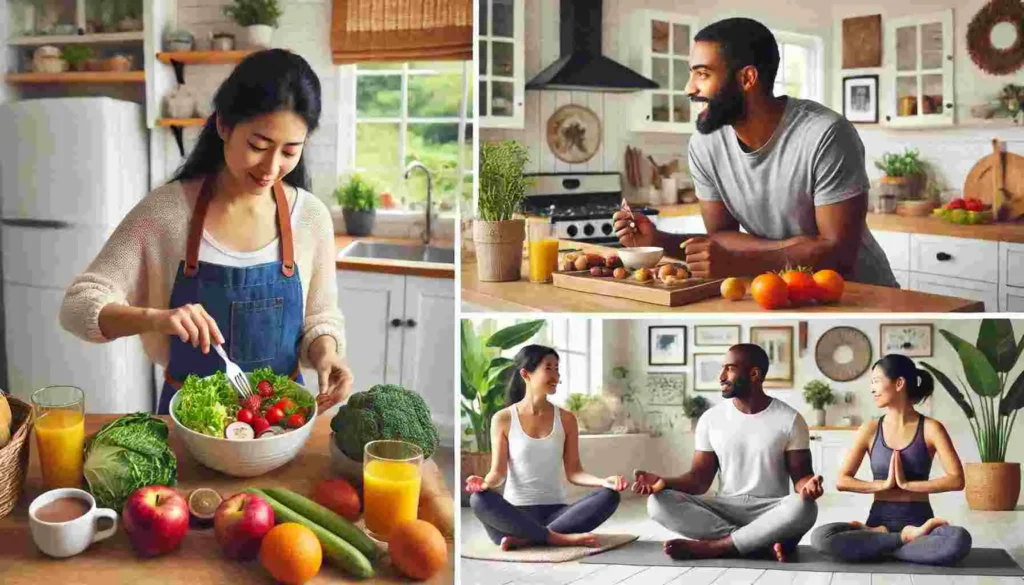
[476, 140, 531, 282]
[682, 395, 711, 431]
[60, 46, 93, 72]
[335, 174, 378, 237]
[803, 380, 836, 427]
[920, 319, 1024, 511]
[460, 319, 545, 506]
[223, 0, 282, 49]
[875, 147, 926, 203]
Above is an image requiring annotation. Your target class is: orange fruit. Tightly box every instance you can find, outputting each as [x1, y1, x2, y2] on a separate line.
[259, 523, 322, 585]
[388, 519, 448, 581]
[813, 269, 845, 303]
[780, 268, 817, 305]
[720, 278, 745, 301]
[750, 273, 789, 310]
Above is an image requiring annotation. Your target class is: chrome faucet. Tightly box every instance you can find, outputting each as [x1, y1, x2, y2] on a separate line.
[404, 161, 433, 245]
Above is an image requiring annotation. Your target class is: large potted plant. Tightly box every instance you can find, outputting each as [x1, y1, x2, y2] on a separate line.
[475, 140, 531, 282]
[803, 380, 836, 426]
[460, 319, 545, 506]
[335, 174, 378, 237]
[682, 395, 711, 431]
[921, 320, 1024, 511]
[223, 0, 282, 49]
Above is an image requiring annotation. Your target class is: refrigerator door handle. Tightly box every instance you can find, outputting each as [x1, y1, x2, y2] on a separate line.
[0, 218, 71, 229]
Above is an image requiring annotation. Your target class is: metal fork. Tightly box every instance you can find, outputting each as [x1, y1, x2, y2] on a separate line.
[213, 344, 253, 399]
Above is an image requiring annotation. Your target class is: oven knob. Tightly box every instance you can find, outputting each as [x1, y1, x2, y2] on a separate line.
[602, 223, 613, 235]
[583, 224, 595, 236]
[566, 224, 578, 237]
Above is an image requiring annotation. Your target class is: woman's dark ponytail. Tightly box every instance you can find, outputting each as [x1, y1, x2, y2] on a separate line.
[505, 345, 559, 406]
[874, 354, 935, 404]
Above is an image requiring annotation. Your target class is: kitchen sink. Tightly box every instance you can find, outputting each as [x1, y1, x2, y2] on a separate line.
[339, 241, 455, 264]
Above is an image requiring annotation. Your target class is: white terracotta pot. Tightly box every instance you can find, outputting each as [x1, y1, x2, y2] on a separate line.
[246, 25, 274, 49]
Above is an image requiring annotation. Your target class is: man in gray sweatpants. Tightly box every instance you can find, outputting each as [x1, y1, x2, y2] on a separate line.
[633, 344, 823, 561]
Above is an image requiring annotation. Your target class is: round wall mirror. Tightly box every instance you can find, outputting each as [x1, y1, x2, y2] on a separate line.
[991, 21, 1018, 50]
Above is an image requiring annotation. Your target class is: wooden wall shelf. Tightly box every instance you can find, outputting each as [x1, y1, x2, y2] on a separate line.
[5, 71, 145, 84]
[156, 51, 253, 65]
[8, 32, 145, 46]
[157, 118, 206, 128]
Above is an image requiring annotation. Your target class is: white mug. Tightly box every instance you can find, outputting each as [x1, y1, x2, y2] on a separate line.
[29, 488, 118, 558]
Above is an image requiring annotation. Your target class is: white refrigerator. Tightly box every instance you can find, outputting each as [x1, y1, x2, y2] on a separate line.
[0, 97, 154, 413]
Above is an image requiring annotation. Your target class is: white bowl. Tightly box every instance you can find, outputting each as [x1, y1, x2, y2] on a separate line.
[169, 381, 317, 477]
[617, 246, 664, 269]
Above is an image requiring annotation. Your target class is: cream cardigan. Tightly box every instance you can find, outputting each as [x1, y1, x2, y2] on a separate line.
[59, 178, 346, 369]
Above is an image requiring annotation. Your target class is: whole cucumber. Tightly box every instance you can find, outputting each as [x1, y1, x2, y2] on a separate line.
[264, 487, 378, 560]
[247, 488, 374, 579]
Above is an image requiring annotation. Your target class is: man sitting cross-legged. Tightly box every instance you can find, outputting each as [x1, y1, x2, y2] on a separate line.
[633, 343, 824, 561]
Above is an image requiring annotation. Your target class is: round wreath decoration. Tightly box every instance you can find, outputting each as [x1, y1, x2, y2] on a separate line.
[967, 0, 1024, 75]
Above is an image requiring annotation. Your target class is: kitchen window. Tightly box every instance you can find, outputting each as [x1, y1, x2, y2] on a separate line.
[337, 61, 474, 212]
[772, 31, 824, 103]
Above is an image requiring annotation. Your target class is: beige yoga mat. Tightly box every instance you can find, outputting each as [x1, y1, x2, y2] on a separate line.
[462, 533, 639, 563]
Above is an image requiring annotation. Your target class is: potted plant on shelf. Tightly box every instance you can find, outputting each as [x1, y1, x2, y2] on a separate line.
[461, 319, 545, 506]
[682, 395, 711, 432]
[875, 147, 927, 207]
[920, 319, 1024, 511]
[60, 46, 93, 72]
[475, 140, 531, 282]
[566, 393, 612, 435]
[223, 0, 282, 49]
[803, 379, 836, 427]
[334, 174, 378, 237]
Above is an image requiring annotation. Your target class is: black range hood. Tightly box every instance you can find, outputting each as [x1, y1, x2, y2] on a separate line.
[526, 0, 659, 93]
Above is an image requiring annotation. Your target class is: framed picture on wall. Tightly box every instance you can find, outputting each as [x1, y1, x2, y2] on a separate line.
[649, 326, 687, 366]
[694, 325, 741, 347]
[750, 326, 794, 387]
[880, 323, 933, 357]
[647, 373, 687, 406]
[843, 75, 879, 124]
[693, 353, 725, 391]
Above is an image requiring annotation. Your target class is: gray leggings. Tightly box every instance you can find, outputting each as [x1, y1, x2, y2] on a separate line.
[811, 501, 972, 566]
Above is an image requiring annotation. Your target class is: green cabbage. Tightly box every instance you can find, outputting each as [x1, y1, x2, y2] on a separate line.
[83, 413, 178, 511]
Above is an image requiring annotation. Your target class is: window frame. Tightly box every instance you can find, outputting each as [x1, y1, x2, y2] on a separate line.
[771, 30, 824, 103]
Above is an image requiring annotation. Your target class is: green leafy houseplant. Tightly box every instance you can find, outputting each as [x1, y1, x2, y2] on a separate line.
[803, 380, 836, 411]
[461, 319, 546, 453]
[565, 393, 596, 414]
[682, 395, 711, 419]
[478, 140, 531, 221]
[335, 174, 378, 212]
[60, 46, 93, 71]
[223, 0, 283, 27]
[875, 147, 924, 178]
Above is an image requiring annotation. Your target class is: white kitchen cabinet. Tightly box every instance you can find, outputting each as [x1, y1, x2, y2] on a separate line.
[883, 10, 954, 128]
[892, 269, 910, 290]
[335, 271, 455, 445]
[910, 234, 998, 284]
[910, 272, 998, 312]
[808, 430, 870, 489]
[478, 0, 525, 129]
[872, 230, 911, 273]
[620, 11, 699, 133]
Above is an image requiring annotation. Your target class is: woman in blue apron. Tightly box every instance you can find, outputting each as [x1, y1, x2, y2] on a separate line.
[60, 49, 351, 414]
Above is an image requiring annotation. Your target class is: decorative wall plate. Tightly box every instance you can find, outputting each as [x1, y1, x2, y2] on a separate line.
[967, 0, 1024, 75]
[546, 104, 602, 164]
[815, 326, 872, 382]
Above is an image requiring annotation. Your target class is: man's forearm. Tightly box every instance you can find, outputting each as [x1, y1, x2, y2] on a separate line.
[662, 471, 710, 494]
[709, 232, 852, 276]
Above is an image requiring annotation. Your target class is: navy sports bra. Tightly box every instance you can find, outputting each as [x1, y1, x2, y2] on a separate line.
[870, 415, 932, 482]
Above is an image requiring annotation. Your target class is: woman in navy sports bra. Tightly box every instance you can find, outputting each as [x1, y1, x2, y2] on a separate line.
[811, 354, 972, 565]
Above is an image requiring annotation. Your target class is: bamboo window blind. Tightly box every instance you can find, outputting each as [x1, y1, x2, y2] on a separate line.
[331, 0, 473, 64]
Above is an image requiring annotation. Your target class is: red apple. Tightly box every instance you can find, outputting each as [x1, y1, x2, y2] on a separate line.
[214, 492, 275, 560]
[122, 485, 190, 557]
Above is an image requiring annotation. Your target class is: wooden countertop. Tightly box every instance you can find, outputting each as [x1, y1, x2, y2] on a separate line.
[461, 241, 984, 313]
[654, 203, 1024, 243]
[334, 235, 455, 279]
[0, 415, 453, 585]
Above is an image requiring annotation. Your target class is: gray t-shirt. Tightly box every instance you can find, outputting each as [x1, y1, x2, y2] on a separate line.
[687, 97, 897, 287]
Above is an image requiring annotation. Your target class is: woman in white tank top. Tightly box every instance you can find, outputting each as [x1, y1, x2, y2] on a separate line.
[465, 345, 628, 550]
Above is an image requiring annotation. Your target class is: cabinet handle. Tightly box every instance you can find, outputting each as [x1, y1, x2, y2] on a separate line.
[406, 319, 417, 327]
[810, 436, 821, 441]
[885, 115, 891, 122]
[936, 252, 952, 261]
[945, 103, 953, 109]
[390, 318, 402, 327]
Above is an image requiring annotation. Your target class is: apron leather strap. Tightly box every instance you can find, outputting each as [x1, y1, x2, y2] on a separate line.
[183, 177, 297, 278]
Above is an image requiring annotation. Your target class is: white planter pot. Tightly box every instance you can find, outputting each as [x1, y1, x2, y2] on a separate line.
[245, 25, 274, 49]
[814, 409, 826, 427]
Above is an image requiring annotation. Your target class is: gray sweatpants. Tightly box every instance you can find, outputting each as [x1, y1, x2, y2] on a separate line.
[648, 490, 818, 555]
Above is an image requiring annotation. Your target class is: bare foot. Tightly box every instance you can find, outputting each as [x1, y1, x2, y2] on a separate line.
[850, 520, 864, 529]
[663, 538, 730, 560]
[773, 542, 787, 562]
[900, 518, 949, 544]
[549, 532, 599, 548]
[500, 536, 529, 551]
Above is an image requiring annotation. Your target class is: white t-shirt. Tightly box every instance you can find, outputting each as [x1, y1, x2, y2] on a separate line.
[198, 188, 305, 267]
[695, 397, 810, 498]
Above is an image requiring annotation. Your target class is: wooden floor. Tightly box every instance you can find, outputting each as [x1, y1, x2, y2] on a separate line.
[460, 493, 1024, 585]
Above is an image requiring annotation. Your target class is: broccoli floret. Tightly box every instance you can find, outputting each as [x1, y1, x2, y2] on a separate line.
[331, 384, 439, 461]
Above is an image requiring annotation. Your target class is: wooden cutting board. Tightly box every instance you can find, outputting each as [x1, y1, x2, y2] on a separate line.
[552, 267, 723, 306]
[963, 139, 1024, 221]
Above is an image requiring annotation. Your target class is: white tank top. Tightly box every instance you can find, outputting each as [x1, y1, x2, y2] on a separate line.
[503, 404, 567, 506]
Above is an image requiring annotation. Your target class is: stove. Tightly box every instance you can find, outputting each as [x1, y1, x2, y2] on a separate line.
[520, 172, 659, 244]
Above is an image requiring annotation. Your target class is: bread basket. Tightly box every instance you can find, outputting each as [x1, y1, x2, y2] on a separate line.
[0, 393, 33, 520]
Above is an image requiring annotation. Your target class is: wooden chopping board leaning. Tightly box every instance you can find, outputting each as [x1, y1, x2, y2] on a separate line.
[964, 138, 1024, 221]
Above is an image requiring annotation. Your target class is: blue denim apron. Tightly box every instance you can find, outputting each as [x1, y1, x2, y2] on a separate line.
[157, 178, 303, 414]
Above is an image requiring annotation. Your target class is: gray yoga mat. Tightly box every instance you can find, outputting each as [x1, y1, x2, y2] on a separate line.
[580, 542, 1024, 576]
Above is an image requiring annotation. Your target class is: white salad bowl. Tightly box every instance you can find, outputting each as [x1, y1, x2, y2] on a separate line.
[169, 381, 318, 478]
[617, 246, 664, 269]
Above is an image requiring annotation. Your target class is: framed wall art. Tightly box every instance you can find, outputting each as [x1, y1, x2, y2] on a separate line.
[693, 353, 725, 391]
[694, 325, 741, 347]
[843, 75, 879, 124]
[842, 14, 882, 68]
[880, 323, 933, 357]
[750, 326, 794, 387]
[649, 326, 687, 366]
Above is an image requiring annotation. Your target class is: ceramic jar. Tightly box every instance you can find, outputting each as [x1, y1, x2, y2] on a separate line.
[166, 87, 197, 119]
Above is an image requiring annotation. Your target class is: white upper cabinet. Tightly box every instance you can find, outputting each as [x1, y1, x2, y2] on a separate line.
[478, 0, 525, 129]
[884, 10, 954, 128]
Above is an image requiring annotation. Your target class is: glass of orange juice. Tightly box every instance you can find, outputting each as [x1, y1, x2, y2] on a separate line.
[528, 221, 559, 283]
[363, 440, 423, 542]
[31, 386, 85, 490]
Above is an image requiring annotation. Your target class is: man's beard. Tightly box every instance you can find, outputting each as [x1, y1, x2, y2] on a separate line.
[694, 79, 746, 134]
[721, 374, 751, 398]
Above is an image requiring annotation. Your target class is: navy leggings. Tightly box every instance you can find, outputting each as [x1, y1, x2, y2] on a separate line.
[811, 501, 972, 566]
[470, 488, 621, 545]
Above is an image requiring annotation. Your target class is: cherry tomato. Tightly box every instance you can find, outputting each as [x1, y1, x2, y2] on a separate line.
[257, 380, 274, 398]
[274, 398, 298, 414]
[237, 408, 255, 424]
[265, 407, 285, 425]
[251, 416, 270, 435]
[285, 413, 307, 429]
